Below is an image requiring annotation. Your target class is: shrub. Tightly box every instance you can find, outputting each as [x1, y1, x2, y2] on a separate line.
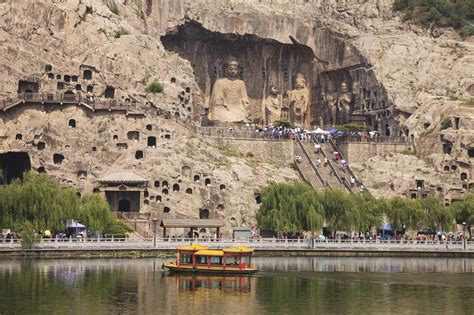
[44, 64, 52, 72]
[114, 28, 129, 38]
[440, 118, 452, 130]
[246, 152, 254, 158]
[145, 82, 164, 94]
[338, 123, 366, 132]
[393, 0, 474, 37]
[108, 3, 119, 15]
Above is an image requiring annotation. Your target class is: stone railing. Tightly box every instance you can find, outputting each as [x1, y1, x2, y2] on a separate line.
[336, 134, 413, 144]
[0, 237, 472, 253]
[116, 212, 152, 221]
[194, 126, 293, 140]
[0, 92, 144, 113]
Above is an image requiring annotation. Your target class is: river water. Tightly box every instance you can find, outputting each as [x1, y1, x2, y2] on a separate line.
[0, 257, 472, 314]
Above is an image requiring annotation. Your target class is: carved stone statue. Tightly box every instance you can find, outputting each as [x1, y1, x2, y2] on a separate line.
[280, 92, 290, 122]
[321, 92, 337, 126]
[264, 85, 282, 124]
[336, 81, 352, 124]
[288, 73, 309, 127]
[209, 56, 250, 123]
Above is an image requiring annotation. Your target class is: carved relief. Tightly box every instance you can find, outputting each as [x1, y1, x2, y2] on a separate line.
[336, 81, 353, 124]
[288, 73, 309, 127]
[264, 85, 282, 124]
[209, 56, 250, 123]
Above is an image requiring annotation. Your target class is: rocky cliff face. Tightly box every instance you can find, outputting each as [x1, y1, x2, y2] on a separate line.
[0, 0, 473, 227]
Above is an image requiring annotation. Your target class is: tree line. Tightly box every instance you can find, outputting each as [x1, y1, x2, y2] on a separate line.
[257, 181, 473, 238]
[0, 172, 132, 244]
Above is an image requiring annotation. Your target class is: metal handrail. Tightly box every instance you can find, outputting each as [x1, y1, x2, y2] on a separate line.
[296, 137, 326, 187]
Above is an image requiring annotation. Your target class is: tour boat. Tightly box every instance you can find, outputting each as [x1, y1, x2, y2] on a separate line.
[162, 244, 258, 274]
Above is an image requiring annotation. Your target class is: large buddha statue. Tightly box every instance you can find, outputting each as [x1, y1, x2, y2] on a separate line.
[264, 85, 282, 124]
[209, 56, 250, 123]
[336, 81, 353, 124]
[288, 73, 310, 127]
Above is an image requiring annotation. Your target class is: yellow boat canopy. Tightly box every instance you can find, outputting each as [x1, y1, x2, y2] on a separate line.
[194, 249, 224, 256]
[177, 244, 209, 251]
[223, 246, 254, 253]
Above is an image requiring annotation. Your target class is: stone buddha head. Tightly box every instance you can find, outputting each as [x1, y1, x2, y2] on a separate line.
[270, 85, 279, 96]
[340, 82, 349, 93]
[295, 74, 306, 90]
[224, 56, 240, 79]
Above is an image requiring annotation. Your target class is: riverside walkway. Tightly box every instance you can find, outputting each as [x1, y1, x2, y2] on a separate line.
[0, 238, 472, 255]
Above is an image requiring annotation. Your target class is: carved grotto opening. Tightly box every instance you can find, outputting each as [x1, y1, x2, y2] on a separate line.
[199, 208, 210, 219]
[0, 152, 31, 184]
[53, 153, 64, 165]
[161, 20, 392, 130]
[162, 21, 315, 125]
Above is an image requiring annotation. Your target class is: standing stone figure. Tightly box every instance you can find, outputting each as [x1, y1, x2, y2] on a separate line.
[288, 73, 310, 127]
[336, 81, 353, 124]
[264, 85, 282, 124]
[209, 56, 250, 123]
[321, 92, 337, 126]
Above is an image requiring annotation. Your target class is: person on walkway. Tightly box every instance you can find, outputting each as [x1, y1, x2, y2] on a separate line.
[324, 157, 328, 167]
[350, 176, 355, 188]
[316, 158, 322, 168]
[314, 143, 321, 154]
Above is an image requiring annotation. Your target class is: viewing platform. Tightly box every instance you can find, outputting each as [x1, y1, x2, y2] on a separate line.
[0, 92, 145, 115]
[0, 237, 472, 257]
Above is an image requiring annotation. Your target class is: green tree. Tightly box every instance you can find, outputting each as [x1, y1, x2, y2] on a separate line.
[0, 172, 132, 243]
[79, 194, 116, 233]
[451, 194, 474, 238]
[419, 196, 453, 234]
[321, 189, 354, 237]
[351, 192, 384, 232]
[384, 196, 423, 235]
[256, 181, 323, 235]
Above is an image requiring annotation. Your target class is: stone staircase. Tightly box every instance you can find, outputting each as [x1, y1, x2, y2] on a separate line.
[294, 140, 325, 191]
[327, 138, 363, 192]
[301, 141, 342, 189]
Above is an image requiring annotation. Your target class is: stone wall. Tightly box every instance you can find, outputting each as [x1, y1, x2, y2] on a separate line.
[338, 141, 414, 164]
[209, 138, 294, 166]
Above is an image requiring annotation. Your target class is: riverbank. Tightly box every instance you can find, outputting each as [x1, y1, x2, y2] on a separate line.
[0, 248, 473, 259]
[1, 238, 472, 258]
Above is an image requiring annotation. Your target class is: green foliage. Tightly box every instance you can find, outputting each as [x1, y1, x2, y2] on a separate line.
[0, 172, 129, 244]
[256, 181, 323, 234]
[145, 82, 164, 94]
[419, 196, 453, 232]
[338, 123, 366, 132]
[104, 220, 133, 238]
[451, 194, 474, 238]
[440, 117, 452, 130]
[108, 3, 119, 15]
[79, 194, 115, 232]
[321, 189, 355, 236]
[257, 182, 464, 236]
[44, 64, 52, 72]
[272, 120, 293, 129]
[114, 28, 129, 38]
[246, 152, 254, 158]
[393, 0, 474, 36]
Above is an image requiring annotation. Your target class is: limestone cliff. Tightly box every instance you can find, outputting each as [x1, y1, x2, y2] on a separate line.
[0, 0, 473, 230]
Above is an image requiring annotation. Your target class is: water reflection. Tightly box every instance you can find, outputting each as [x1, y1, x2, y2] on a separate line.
[255, 256, 474, 273]
[0, 257, 472, 314]
[169, 274, 252, 293]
